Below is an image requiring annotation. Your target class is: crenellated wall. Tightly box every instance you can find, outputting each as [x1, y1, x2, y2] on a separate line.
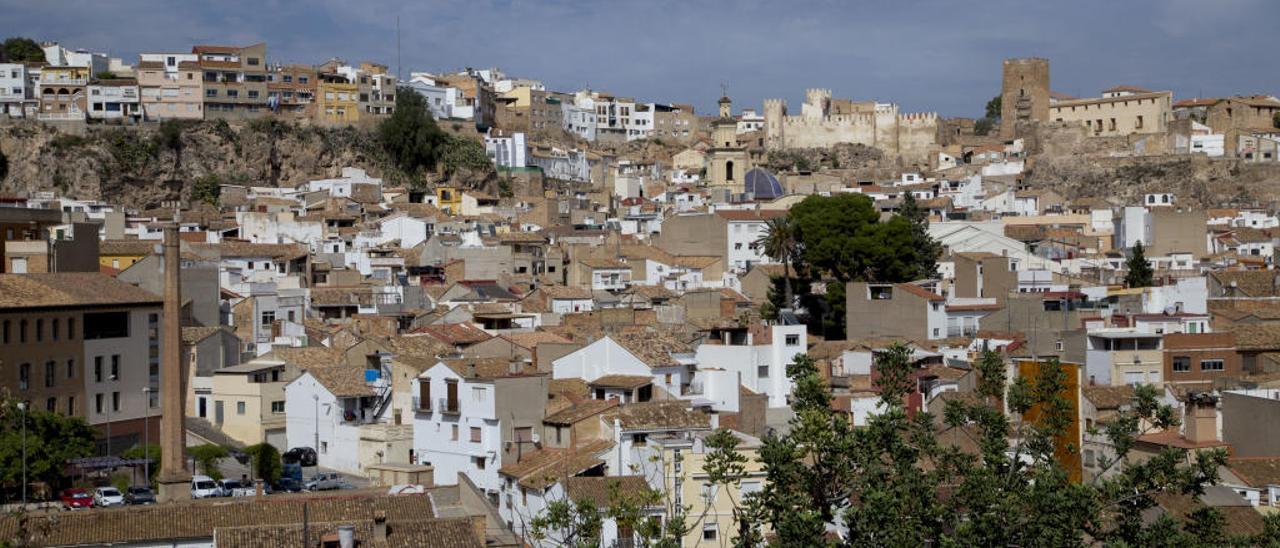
[763, 91, 939, 164]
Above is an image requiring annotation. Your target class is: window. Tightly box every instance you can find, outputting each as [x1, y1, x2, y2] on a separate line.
[45, 397, 55, 412]
[205, 89, 217, 98]
[111, 355, 120, 380]
[1172, 356, 1191, 372]
[271, 401, 285, 413]
[320, 441, 328, 454]
[83, 312, 129, 339]
[51, 318, 59, 340]
[451, 424, 459, 441]
[757, 365, 769, 378]
[112, 391, 120, 412]
[247, 90, 259, 99]
[1200, 359, 1225, 372]
[19, 319, 26, 342]
[67, 359, 74, 379]
[2, 320, 8, 343]
[67, 396, 75, 415]
[247, 57, 260, 66]
[470, 427, 482, 443]
[703, 523, 718, 541]
[261, 311, 275, 325]
[94, 357, 103, 382]
[474, 456, 486, 470]
[785, 334, 800, 346]
[44, 361, 55, 388]
[18, 363, 30, 390]
[1084, 449, 1096, 467]
[237, 401, 246, 415]
[95, 393, 104, 414]
[226, 89, 238, 98]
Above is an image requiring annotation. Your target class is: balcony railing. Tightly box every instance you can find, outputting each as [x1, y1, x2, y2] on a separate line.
[438, 397, 460, 415]
[413, 396, 431, 412]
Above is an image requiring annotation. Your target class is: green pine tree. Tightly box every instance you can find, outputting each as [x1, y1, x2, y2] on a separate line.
[1126, 241, 1155, 288]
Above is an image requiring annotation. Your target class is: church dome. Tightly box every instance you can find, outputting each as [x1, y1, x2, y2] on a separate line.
[743, 167, 783, 200]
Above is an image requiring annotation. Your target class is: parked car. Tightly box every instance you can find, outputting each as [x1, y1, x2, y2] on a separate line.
[125, 486, 156, 505]
[304, 472, 347, 491]
[60, 488, 94, 510]
[191, 475, 220, 499]
[217, 479, 255, 497]
[283, 447, 317, 467]
[273, 477, 303, 493]
[93, 486, 125, 507]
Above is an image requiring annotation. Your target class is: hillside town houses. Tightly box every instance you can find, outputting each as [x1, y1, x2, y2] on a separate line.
[6, 35, 1280, 545]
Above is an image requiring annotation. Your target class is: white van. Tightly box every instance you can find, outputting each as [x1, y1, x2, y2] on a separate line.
[191, 475, 220, 499]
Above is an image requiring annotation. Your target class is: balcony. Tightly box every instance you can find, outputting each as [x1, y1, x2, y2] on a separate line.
[438, 397, 460, 415]
[412, 396, 431, 412]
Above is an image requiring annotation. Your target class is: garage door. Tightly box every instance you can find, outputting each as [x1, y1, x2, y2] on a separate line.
[265, 428, 287, 451]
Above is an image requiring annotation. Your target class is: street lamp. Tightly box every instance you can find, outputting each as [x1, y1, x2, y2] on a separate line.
[313, 394, 319, 470]
[17, 401, 26, 507]
[142, 386, 151, 484]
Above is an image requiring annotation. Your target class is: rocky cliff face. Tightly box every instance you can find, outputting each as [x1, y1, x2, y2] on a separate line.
[0, 119, 494, 209]
[1027, 150, 1280, 209]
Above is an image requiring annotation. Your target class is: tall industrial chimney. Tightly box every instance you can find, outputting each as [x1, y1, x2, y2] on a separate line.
[156, 225, 191, 502]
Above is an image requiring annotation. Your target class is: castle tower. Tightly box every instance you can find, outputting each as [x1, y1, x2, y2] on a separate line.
[1000, 58, 1050, 138]
[802, 88, 831, 121]
[718, 95, 732, 119]
[763, 98, 787, 150]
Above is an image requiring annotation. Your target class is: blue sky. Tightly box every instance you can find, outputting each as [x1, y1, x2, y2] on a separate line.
[3, 0, 1277, 117]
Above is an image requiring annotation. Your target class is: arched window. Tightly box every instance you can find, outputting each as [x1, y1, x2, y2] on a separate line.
[725, 161, 735, 182]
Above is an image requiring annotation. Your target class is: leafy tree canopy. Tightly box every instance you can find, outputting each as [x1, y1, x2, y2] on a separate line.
[788, 193, 933, 284]
[0, 38, 45, 63]
[985, 95, 1003, 121]
[245, 443, 283, 484]
[187, 444, 228, 480]
[377, 89, 447, 178]
[0, 399, 95, 500]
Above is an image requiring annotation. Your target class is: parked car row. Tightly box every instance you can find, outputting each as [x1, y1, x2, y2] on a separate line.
[60, 486, 155, 510]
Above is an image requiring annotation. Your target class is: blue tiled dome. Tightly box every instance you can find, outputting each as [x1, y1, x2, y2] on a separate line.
[744, 167, 783, 200]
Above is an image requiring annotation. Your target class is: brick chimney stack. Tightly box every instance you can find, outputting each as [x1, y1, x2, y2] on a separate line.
[156, 225, 192, 502]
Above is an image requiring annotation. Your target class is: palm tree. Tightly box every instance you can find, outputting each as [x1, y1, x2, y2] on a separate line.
[755, 216, 798, 311]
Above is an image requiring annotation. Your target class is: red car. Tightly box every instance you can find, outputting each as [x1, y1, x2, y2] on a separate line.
[60, 488, 94, 510]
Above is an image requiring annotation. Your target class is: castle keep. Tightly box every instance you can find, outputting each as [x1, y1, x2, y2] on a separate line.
[763, 88, 940, 164]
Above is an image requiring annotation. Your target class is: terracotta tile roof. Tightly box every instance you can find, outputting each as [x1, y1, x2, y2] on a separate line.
[538, 285, 593, 300]
[611, 331, 692, 368]
[100, 239, 158, 256]
[413, 322, 493, 346]
[1153, 492, 1265, 538]
[267, 346, 344, 371]
[309, 365, 378, 398]
[385, 335, 453, 372]
[1083, 385, 1135, 410]
[190, 241, 308, 260]
[182, 326, 228, 345]
[1209, 271, 1280, 297]
[214, 516, 482, 548]
[1227, 457, 1280, 487]
[895, 283, 945, 302]
[1174, 98, 1218, 109]
[606, 401, 711, 432]
[497, 439, 613, 489]
[498, 231, 547, 243]
[1231, 324, 1280, 351]
[0, 273, 162, 309]
[0, 490, 435, 546]
[579, 258, 629, 270]
[1103, 85, 1153, 94]
[503, 330, 572, 350]
[438, 357, 539, 379]
[549, 378, 590, 402]
[544, 398, 619, 425]
[588, 374, 652, 390]
[562, 476, 654, 507]
[311, 286, 376, 307]
[1136, 429, 1230, 450]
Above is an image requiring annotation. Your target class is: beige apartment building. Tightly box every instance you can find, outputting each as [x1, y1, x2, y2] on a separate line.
[208, 358, 289, 447]
[194, 43, 269, 119]
[136, 56, 204, 120]
[1048, 88, 1172, 137]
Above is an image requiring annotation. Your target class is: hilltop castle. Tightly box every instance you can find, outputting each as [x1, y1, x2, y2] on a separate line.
[763, 88, 939, 164]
